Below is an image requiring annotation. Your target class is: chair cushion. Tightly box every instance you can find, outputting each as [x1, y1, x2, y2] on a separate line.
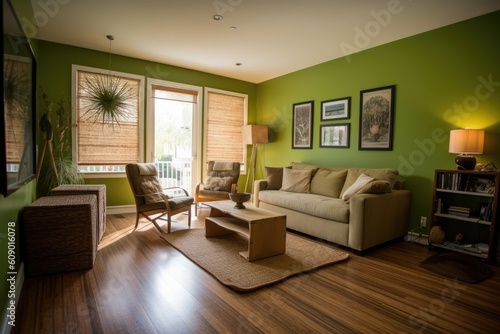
[205, 176, 234, 192]
[168, 196, 194, 210]
[140, 177, 164, 204]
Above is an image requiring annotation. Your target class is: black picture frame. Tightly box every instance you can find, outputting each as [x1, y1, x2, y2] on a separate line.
[292, 101, 313, 149]
[1, 0, 37, 196]
[358, 85, 395, 151]
[321, 97, 350, 121]
[319, 123, 350, 148]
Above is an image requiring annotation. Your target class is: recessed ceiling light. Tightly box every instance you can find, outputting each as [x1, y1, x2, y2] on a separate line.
[230, 26, 237, 30]
[213, 14, 223, 21]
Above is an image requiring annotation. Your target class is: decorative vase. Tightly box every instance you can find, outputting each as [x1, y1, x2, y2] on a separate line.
[429, 226, 445, 244]
[370, 124, 380, 142]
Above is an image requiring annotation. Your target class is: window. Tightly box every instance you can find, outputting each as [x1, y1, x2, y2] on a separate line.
[204, 88, 248, 172]
[72, 65, 144, 176]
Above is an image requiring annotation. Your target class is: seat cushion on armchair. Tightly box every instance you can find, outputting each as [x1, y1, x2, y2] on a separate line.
[168, 196, 194, 210]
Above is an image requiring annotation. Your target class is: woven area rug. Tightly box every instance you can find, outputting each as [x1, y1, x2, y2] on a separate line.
[420, 252, 493, 283]
[161, 229, 349, 291]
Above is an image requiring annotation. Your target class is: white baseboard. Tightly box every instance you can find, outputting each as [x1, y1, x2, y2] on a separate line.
[405, 231, 429, 246]
[106, 205, 136, 215]
[1, 262, 24, 334]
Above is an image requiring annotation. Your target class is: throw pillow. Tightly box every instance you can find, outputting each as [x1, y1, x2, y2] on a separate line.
[265, 166, 285, 190]
[357, 180, 391, 194]
[140, 178, 164, 204]
[341, 173, 374, 200]
[280, 168, 312, 193]
[205, 176, 233, 192]
[310, 169, 347, 198]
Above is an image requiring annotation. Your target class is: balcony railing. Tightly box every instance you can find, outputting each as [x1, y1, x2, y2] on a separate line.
[155, 160, 192, 194]
[79, 161, 192, 194]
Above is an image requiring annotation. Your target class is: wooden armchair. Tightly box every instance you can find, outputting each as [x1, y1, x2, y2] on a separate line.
[194, 161, 240, 215]
[126, 163, 193, 233]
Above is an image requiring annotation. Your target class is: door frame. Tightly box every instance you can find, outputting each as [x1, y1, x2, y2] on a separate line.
[146, 78, 202, 195]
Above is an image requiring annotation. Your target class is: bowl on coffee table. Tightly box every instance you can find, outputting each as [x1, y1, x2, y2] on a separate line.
[228, 192, 251, 209]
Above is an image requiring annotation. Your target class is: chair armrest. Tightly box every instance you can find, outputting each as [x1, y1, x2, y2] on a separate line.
[252, 179, 268, 207]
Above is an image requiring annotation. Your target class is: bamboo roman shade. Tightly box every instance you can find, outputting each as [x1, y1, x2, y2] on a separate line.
[206, 91, 245, 163]
[4, 58, 30, 164]
[77, 71, 141, 165]
[152, 85, 198, 103]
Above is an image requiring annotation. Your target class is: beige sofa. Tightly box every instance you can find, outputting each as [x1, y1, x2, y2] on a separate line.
[253, 163, 411, 252]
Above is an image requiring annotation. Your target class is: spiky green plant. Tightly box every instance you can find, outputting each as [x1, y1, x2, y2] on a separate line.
[79, 74, 136, 125]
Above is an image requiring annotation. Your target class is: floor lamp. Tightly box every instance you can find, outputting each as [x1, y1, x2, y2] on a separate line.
[242, 125, 268, 193]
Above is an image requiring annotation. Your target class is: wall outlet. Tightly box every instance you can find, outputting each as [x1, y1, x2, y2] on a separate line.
[420, 216, 427, 228]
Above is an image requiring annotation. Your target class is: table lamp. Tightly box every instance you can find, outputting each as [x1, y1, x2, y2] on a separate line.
[449, 129, 484, 170]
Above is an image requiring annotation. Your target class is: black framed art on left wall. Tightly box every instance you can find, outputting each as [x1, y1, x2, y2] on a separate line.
[1, 0, 37, 196]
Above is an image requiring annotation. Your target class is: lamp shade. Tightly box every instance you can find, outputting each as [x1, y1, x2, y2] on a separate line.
[449, 129, 484, 154]
[242, 125, 268, 145]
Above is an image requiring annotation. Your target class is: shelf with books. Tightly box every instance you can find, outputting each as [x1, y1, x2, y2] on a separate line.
[431, 169, 499, 264]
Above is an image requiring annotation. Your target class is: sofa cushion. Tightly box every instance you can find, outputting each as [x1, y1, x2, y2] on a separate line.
[265, 166, 285, 190]
[259, 190, 349, 223]
[310, 169, 347, 198]
[342, 173, 375, 200]
[358, 180, 392, 194]
[291, 162, 320, 177]
[281, 168, 312, 193]
[340, 168, 400, 197]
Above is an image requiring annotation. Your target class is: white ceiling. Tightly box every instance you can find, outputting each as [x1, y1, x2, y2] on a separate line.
[30, 0, 500, 83]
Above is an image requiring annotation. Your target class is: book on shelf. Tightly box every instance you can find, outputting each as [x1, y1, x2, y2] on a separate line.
[447, 205, 471, 217]
[437, 172, 496, 194]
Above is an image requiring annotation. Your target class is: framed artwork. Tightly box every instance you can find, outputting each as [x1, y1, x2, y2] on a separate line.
[320, 123, 350, 148]
[292, 101, 314, 149]
[358, 85, 395, 150]
[1, 0, 37, 196]
[321, 97, 350, 121]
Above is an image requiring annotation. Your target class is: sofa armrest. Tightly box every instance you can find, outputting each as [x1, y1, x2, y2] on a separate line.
[252, 179, 268, 207]
[348, 190, 411, 251]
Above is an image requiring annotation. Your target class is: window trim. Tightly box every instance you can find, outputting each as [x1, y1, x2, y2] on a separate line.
[203, 87, 248, 175]
[71, 64, 145, 178]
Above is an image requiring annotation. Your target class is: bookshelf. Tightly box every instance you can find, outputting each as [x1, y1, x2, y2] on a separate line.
[430, 169, 499, 264]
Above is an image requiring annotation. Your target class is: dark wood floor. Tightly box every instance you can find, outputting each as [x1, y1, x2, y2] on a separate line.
[13, 206, 500, 333]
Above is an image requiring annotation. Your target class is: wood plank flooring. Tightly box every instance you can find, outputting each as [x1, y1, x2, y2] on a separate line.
[13, 206, 500, 333]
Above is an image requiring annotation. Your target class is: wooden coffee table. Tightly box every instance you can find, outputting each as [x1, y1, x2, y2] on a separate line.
[204, 201, 286, 261]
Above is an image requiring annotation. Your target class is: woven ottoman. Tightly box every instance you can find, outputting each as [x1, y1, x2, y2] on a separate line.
[23, 195, 97, 276]
[50, 184, 106, 242]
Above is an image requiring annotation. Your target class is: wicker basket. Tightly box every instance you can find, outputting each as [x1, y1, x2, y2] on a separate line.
[23, 195, 97, 276]
[429, 226, 446, 244]
[50, 184, 106, 242]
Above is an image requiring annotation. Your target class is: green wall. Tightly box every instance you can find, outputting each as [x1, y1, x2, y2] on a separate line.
[256, 11, 500, 231]
[35, 40, 258, 205]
